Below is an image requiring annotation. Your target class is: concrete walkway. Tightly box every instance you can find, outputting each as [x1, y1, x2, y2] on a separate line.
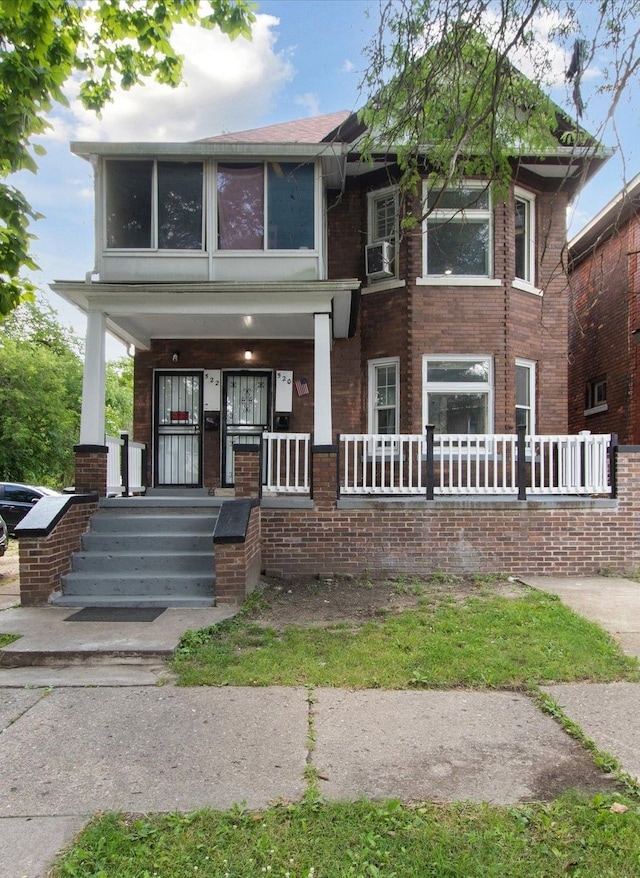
[2, 575, 640, 877]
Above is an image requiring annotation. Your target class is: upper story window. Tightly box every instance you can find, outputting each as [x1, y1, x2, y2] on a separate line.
[423, 182, 492, 278]
[514, 188, 536, 285]
[105, 160, 204, 250]
[367, 188, 398, 278]
[217, 162, 314, 250]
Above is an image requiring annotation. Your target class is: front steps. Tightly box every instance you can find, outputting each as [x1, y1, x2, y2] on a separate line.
[52, 496, 221, 609]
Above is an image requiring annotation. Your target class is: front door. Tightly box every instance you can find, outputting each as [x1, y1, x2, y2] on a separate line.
[154, 372, 203, 487]
[222, 370, 272, 486]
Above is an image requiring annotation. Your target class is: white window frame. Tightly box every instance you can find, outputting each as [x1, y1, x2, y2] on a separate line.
[513, 187, 540, 294]
[585, 376, 608, 416]
[422, 354, 494, 435]
[419, 181, 499, 285]
[104, 158, 205, 252]
[515, 358, 536, 434]
[368, 357, 400, 435]
[366, 186, 400, 284]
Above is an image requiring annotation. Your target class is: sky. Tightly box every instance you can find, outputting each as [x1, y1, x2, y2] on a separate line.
[12, 0, 639, 359]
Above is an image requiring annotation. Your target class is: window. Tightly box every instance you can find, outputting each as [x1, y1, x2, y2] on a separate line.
[105, 160, 203, 250]
[368, 358, 399, 434]
[368, 187, 398, 274]
[423, 183, 492, 277]
[423, 356, 493, 433]
[514, 188, 535, 285]
[515, 359, 536, 433]
[217, 162, 315, 250]
[585, 377, 607, 414]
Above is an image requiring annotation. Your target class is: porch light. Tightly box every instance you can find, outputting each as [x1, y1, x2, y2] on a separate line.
[632, 329, 640, 345]
[172, 350, 180, 363]
[244, 349, 253, 361]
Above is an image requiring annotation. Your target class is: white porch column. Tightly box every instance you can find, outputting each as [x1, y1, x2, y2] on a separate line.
[79, 309, 107, 445]
[313, 311, 333, 445]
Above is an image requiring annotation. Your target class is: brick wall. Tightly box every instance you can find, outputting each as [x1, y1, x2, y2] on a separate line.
[19, 500, 98, 606]
[259, 449, 640, 579]
[74, 446, 108, 496]
[215, 505, 262, 604]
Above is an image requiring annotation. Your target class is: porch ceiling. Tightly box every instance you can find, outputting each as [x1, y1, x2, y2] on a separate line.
[51, 280, 359, 351]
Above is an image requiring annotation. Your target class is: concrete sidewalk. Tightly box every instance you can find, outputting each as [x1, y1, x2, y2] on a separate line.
[2, 574, 640, 877]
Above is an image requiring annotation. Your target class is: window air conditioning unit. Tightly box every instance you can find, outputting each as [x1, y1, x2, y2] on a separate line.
[365, 241, 394, 279]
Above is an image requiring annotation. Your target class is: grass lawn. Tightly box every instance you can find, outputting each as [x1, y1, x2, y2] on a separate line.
[52, 793, 640, 877]
[171, 589, 640, 689]
[52, 581, 640, 876]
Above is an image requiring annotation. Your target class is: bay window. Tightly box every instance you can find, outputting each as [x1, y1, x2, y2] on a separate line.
[105, 160, 204, 250]
[423, 356, 493, 433]
[423, 183, 492, 278]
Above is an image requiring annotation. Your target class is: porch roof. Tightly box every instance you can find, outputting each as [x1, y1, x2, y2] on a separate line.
[50, 280, 360, 351]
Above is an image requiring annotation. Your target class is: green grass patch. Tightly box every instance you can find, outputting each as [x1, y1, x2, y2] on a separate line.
[171, 591, 639, 689]
[51, 793, 640, 877]
[0, 633, 19, 648]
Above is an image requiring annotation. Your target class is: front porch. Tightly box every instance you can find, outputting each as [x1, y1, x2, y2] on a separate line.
[14, 433, 639, 609]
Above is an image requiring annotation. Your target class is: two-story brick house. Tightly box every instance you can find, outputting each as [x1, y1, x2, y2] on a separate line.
[568, 174, 640, 444]
[53, 109, 605, 494]
[21, 107, 632, 610]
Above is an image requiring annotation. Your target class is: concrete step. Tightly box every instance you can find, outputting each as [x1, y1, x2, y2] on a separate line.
[70, 551, 215, 574]
[90, 512, 217, 535]
[61, 571, 215, 598]
[81, 532, 213, 553]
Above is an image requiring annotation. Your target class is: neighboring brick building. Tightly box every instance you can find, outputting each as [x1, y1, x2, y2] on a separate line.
[569, 174, 640, 443]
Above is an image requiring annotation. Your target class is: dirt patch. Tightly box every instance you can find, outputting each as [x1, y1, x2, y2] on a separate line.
[249, 572, 529, 630]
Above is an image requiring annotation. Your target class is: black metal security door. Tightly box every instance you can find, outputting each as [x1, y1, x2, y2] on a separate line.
[222, 371, 272, 486]
[155, 372, 203, 486]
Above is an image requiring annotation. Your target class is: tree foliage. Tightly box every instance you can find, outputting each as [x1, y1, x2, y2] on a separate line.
[0, 298, 133, 484]
[359, 0, 640, 213]
[0, 298, 83, 485]
[105, 356, 134, 438]
[0, 0, 255, 316]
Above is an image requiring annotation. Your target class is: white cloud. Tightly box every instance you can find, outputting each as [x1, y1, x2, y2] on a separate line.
[341, 60, 356, 74]
[47, 13, 293, 143]
[294, 92, 321, 117]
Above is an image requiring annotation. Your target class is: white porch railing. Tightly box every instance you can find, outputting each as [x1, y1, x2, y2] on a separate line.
[340, 434, 426, 495]
[262, 432, 311, 494]
[106, 433, 146, 495]
[340, 432, 613, 497]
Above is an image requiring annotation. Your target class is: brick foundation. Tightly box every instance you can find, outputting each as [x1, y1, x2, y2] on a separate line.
[259, 449, 640, 579]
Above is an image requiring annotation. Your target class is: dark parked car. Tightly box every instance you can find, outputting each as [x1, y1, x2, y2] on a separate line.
[0, 513, 7, 556]
[0, 483, 60, 533]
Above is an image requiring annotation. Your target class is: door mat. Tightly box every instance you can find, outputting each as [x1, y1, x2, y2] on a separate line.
[64, 607, 166, 623]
